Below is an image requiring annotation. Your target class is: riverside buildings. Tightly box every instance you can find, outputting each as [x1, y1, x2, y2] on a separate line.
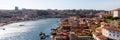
[113, 8, 120, 17]
[92, 8, 120, 40]
[51, 16, 104, 40]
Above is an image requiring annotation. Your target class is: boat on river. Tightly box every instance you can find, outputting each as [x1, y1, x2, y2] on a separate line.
[19, 24, 24, 26]
[39, 32, 49, 40]
[0, 27, 5, 30]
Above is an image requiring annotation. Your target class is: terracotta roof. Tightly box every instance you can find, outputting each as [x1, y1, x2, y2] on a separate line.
[61, 22, 71, 27]
[79, 22, 85, 24]
[96, 27, 102, 32]
[62, 30, 69, 33]
[92, 32, 107, 39]
[92, 32, 98, 36]
[97, 35, 107, 39]
[100, 22, 106, 25]
[115, 8, 120, 11]
[92, 32, 102, 36]
[61, 24, 71, 27]
[103, 26, 120, 32]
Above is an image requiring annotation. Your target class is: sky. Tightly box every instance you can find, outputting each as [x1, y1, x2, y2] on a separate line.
[0, 0, 120, 10]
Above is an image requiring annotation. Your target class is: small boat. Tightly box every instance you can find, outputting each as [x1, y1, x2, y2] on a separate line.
[0, 27, 5, 30]
[19, 25, 24, 26]
[3, 28, 5, 30]
[39, 32, 49, 40]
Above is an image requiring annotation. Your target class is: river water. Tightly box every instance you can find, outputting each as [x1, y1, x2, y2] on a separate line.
[0, 18, 60, 40]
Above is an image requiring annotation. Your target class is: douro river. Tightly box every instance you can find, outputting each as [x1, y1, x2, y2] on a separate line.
[0, 18, 60, 40]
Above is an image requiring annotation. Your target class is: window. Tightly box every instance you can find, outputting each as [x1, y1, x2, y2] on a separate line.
[109, 30, 111, 32]
[113, 31, 115, 33]
[117, 32, 119, 34]
[117, 35, 119, 37]
[109, 34, 111, 36]
[113, 35, 115, 37]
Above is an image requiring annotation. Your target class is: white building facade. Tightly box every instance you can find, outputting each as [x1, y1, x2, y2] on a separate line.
[113, 8, 120, 17]
[102, 27, 120, 40]
[92, 22, 120, 40]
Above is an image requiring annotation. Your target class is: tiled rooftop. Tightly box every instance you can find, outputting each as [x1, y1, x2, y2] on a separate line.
[103, 26, 120, 32]
[96, 27, 102, 33]
[97, 35, 107, 39]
